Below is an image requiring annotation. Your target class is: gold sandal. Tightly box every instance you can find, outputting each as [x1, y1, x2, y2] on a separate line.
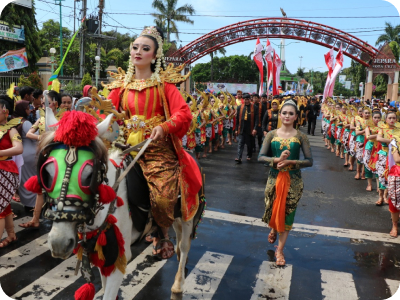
[275, 247, 285, 266]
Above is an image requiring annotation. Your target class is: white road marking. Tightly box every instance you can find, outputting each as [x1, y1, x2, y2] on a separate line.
[94, 244, 167, 299]
[183, 251, 233, 300]
[204, 210, 400, 245]
[250, 261, 292, 300]
[2, 217, 38, 239]
[0, 234, 48, 277]
[11, 255, 77, 299]
[320, 270, 358, 300]
[385, 279, 400, 296]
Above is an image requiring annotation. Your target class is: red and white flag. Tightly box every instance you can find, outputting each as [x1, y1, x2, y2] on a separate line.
[264, 39, 274, 95]
[323, 47, 335, 101]
[253, 37, 264, 95]
[328, 43, 344, 97]
[272, 51, 282, 96]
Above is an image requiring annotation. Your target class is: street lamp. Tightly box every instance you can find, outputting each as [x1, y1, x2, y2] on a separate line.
[95, 55, 100, 88]
[50, 48, 56, 74]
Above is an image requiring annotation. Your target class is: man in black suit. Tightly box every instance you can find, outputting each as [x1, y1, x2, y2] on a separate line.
[305, 97, 320, 135]
[235, 93, 258, 163]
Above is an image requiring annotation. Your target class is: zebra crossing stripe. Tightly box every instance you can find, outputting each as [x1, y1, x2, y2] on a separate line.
[320, 270, 358, 300]
[11, 256, 77, 299]
[385, 279, 400, 296]
[0, 234, 48, 277]
[94, 244, 167, 299]
[182, 251, 233, 300]
[250, 261, 292, 300]
[204, 210, 400, 245]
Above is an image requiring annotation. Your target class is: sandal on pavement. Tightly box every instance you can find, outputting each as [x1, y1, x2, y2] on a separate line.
[268, 231, 277, 244]
[154, 239, 175, 260]
[275, 247, 285, 266]
[19, 221, 40, 229]
[389, 229, 398, 238]
[0, 236, 17, 248]
[145, 234, 153, 244]
[375, 200, 383, 206]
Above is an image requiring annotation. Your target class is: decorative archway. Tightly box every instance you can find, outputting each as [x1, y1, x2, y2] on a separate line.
[168, 18, 380, 66]
[168, 18, 399, 100]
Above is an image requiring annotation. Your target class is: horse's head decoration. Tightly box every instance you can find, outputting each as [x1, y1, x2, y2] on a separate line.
[25, 108, 116, 259]
[40, 109, 113, 223]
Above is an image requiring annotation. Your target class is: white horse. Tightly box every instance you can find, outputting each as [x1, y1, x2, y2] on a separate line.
[45, 114, 200, 299]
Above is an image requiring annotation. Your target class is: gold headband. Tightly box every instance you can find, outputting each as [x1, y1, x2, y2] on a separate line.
[139, 26, 163, 58]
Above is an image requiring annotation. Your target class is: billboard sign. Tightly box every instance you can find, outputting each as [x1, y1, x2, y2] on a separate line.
[206, 82, 257, 94]
[12, 0, 32, 9]
[0, 48, 28, 72]
[0, 21, 25, 43]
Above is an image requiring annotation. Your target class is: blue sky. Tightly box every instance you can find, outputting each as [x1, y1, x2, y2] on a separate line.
[32, 0, 400, 74]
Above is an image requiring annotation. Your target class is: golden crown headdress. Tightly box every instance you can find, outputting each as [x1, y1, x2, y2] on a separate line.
[139, 26, 163, 58]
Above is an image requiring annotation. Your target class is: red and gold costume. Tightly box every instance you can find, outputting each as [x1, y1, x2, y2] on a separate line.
[0, 119, 22, 218]
[105, 65, 202, 227]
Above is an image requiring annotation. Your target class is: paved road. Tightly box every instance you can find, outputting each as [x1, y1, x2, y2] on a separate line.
[2, 120, 400, 300]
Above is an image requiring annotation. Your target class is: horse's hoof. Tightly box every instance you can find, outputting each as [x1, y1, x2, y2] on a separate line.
[171, 285, 183, 294]
[170, 291, 183, 300]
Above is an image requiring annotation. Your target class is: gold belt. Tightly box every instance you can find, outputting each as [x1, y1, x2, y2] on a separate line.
[125, 115, 165, 155]
[125, 115, 165, 137]
[278, 165, 295, 172]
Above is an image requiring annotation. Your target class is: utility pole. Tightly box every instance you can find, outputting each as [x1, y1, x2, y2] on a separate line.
[97, 0, 104, 65]
[79, 0, 87, 78]
[55, 0, 64, 75]
[73, 0, 76, 33]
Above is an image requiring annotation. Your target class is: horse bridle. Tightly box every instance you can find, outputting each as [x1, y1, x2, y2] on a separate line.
[38, 142, 107, 226]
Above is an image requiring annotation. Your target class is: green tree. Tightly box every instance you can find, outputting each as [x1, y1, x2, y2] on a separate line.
[0, 1, 41, 72]
[28, 72, 43, 90]
[303, 70, 328, 95]
[296, 67, 305, 78]
[192, 55, 259, 83]
[376, 22, 400, 46]
[151, 0, 196, 42]
[348, 60, 366, 97]
[38, 20, 72, 53]
[210, 48, 226, 81]
[18, 75, 31, 88]
[80, 73, 92, 91]
[389, 41, 400, 62]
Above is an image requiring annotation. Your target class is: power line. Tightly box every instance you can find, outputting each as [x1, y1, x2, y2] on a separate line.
[105, 12, 399, 19]
[37, 0, 74, 9]
[103, 14, 139, 35]
[91, 5, 393, 13]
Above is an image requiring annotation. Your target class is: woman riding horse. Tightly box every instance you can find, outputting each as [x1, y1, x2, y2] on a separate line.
[105, 26, 202, 258]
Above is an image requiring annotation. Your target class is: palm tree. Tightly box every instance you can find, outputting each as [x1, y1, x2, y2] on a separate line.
[210, 48, 226, 81]
[376, 22, 400, 46]
[151, 0, 196, 43]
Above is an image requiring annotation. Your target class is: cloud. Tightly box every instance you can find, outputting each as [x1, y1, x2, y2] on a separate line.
[0, 0, 15, 16]
[383, 0, 400, 16]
